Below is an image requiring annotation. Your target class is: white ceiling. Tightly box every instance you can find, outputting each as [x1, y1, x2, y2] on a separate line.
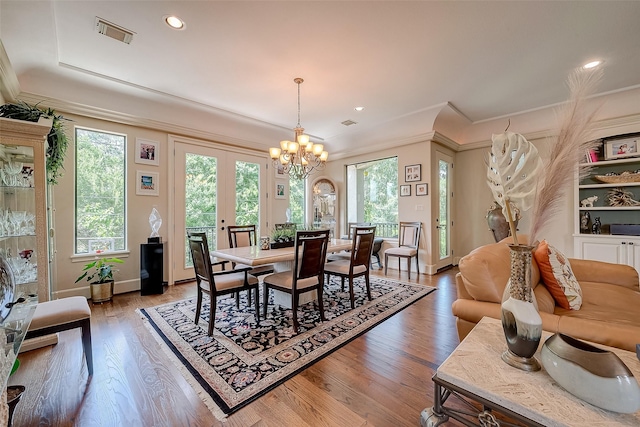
[2, 1, 640, 156]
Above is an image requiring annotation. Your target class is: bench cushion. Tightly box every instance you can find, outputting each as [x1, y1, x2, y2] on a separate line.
[29, 296, 91, 331]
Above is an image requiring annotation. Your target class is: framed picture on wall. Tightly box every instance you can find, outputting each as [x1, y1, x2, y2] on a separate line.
[405, 164, 421, 182]
[275, 162, 286, 178]
[416, 183, 428, 196]
[275, 182, 286, 199]
[400, 184, 411, 197]
[135, 138, 160, 166]
[136, 170, 159, 196]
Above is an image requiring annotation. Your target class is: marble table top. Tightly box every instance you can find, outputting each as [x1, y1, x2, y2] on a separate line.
[210, 238, 352, 266]
[436, 317, 640, 426]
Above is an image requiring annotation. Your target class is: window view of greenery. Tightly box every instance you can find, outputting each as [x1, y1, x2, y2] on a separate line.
[346, 157, 398, 237]
[288, 177, 305, 226]
[75, 128, 126, 254]
[438, 159, 449, 259]
[235, 161, 260, 230]
[184, 154, 217, 265]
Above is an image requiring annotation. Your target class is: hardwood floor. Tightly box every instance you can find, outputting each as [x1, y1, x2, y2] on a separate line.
[10, 268, 465, 427]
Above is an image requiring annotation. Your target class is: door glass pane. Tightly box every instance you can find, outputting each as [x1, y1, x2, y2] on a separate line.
[235, 160, 260, 229]
[184, 153, 217, 266]
[438, 159, 449, 259]
[289, 178, 305, 226]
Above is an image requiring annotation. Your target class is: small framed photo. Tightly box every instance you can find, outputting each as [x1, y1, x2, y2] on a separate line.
[416, 183, 428, 196]
[604, 136, 639, 160]
[135, 138, 160, 166]
[136, 170, 159, 196]
[405, 164, 421, 182]
[400, 184, 411, 197]
[275, 182, 286, 199]
[275, 163, 286, 178]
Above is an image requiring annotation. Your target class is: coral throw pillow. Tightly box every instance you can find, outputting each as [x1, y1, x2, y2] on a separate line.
[534, 240, 583, 310]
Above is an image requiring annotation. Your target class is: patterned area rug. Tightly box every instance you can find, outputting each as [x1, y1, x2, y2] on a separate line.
[139, 275, 435, 419]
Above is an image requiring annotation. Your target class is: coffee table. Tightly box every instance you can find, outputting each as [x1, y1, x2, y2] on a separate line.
[420, 317, 640, 426]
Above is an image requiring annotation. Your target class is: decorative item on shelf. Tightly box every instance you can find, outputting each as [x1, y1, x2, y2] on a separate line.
[594, 170, 640, 184]
[486, 201, 520, 243]
[541, 333, 640, 414]
[74, 255, 124, 303]
[260, 236, 270, 250]
[592, 217, 602, 234]
[148, 207, 162, 241]
[580, 195, 598, 207]
[0, 101, 70, 185]
[607, 187, 640, 207]
[268, 78, 328, 180]
[580, 211, 592, 233]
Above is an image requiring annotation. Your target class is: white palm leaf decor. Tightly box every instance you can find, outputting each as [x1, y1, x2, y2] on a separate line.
[487, 132, 542, 245]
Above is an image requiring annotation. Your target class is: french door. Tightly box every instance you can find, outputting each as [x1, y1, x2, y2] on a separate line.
[435, 151, 453, 270]
[171, 138, 267, 283]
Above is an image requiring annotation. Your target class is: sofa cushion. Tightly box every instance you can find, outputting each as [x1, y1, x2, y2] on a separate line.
[534, 240, 582, 310]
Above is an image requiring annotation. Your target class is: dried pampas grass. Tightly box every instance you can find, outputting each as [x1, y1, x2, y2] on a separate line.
[528, 68, 603, 244]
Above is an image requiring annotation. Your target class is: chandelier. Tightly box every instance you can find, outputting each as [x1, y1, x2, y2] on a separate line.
[269, 78, 328, 180]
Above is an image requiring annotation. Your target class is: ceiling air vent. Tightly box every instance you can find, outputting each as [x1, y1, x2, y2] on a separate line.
[95, 17, 135, 44]
[341, 120, 357, 126]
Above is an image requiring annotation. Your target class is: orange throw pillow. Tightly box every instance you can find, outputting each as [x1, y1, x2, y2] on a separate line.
[533, 240, 582, 310]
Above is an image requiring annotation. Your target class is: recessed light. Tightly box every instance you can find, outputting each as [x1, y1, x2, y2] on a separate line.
[164, 15, 185, 30]
[354, 106, 364, 112]
[583, 60, 602, 69]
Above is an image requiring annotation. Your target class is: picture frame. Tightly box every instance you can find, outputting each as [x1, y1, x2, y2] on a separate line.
[400, 184, 411, 197]
[604, 136, 639, 160]
[275, 163, 286, 178]
[275, 182, 287, 199]
[136, 170, 159, 196]
[416, 183, 428, 196]
[405, 164, 421, 182]
[135, 138, 160, 166]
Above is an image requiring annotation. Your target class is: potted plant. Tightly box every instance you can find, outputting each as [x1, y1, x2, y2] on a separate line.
[75, 256, 124, 303]
[270, 228, 296, 249]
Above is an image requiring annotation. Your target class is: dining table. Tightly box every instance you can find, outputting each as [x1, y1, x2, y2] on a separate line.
[210, 238, 353, 307]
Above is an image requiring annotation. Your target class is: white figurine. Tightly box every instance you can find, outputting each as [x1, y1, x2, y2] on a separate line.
[580, 195, 598, 208]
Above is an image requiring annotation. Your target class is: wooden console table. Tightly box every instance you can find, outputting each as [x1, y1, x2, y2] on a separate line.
[421, 317, 640, 426]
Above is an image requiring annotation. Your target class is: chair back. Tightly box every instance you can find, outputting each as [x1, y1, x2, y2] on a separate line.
[350, 226, 376, 268]
[398, 221, 421, 249]
[227, 224, 257, 248]
[187, 232, 216, 291]
[346, 222, 372, 239]
[294, 229, 330, 282]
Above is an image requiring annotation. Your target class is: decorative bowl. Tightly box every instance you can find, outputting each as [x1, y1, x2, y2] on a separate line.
[541, 333, 640, 413]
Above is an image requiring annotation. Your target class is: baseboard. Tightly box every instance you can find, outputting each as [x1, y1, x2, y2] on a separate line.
[19, 334, 59, 353]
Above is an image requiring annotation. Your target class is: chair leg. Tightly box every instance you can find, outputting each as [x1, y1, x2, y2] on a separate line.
[365, 272, 372, 301]
[81, 318, 94, 376]
[416, 255, 420, 275]
[208, 296, 216, 336]
[384, 254, 389, 275]
[407, 257, 411, 280]
[291, 293, 299, 334]
[254, 287, 260, 322]
[195, 287, 203, 325]
[341, 276, 345, 292]
[317, 286, 326, 322]
[262, 285, 269, 319]
[348, 277, 355, 309]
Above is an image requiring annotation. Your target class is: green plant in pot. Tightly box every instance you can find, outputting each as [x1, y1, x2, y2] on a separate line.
[75, 256, 124, 303]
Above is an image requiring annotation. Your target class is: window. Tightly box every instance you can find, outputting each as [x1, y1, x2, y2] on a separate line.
[346, 157, 398, 237]
[75, 128, 126, 254]
[288, 177, 305, 226]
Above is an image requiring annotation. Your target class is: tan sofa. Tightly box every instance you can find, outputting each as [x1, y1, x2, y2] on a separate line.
[452, 236, 640, 352]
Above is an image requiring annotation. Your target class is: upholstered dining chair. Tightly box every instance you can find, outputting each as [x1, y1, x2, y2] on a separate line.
[324, 226, 376, 308]
[262, 229, 330, 334]
[188, 232, 260, 336]
[384, 221, 421, 279]
[227, 224, 274, 280]
[186, 229, 229, 271]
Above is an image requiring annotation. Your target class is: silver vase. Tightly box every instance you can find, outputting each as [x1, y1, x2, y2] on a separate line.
[501, 244, 542, 371]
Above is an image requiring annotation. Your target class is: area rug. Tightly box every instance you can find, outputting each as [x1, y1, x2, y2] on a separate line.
[138, 276, 435, 419]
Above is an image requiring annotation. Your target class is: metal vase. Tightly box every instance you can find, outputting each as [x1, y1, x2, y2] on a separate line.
[500, 244, 542, 371]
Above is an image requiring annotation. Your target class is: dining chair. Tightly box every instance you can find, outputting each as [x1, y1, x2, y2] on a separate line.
[188, 232, 260, 336]
[324, 226, 376, 308]
[262, 229, 330, 334]
[384, 221, 421, 279]
[186, 229, 229, 271]
[227, 224, 275, 279]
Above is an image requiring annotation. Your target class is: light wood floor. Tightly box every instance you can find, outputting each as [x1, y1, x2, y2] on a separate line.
[10, 268, 466, 427]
